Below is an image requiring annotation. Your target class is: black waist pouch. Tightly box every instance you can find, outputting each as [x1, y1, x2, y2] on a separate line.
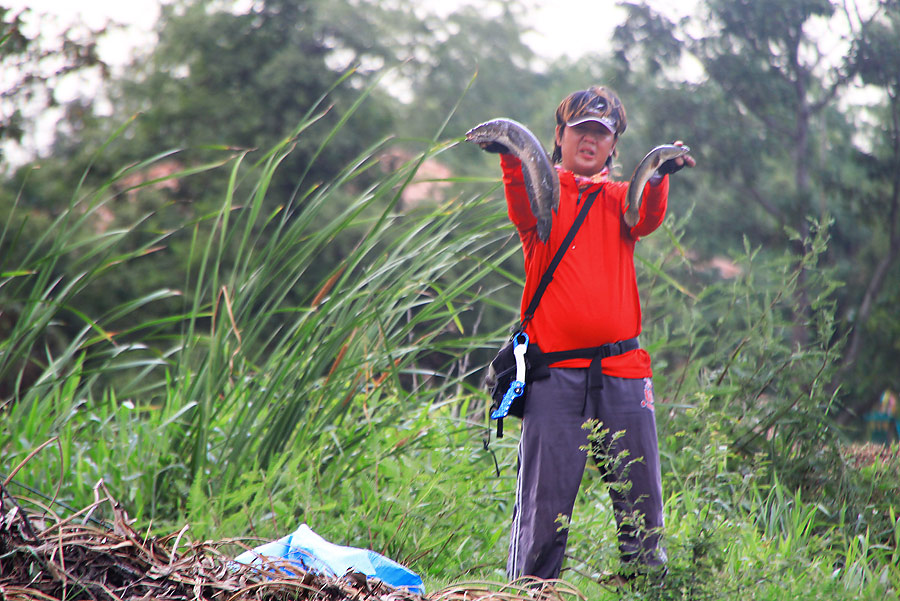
[484, 336, 551, 419]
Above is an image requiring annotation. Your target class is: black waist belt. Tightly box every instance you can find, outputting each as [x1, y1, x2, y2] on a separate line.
[541, 337, 640, 390]
[542, 337, 640, 363]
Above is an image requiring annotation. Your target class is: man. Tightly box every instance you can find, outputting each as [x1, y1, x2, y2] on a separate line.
[480, 86, 694, 582]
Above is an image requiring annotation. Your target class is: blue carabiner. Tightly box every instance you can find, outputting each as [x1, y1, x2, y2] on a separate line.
[491, 332, 529, 420]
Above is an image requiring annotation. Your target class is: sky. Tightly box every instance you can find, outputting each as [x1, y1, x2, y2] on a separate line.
[3, 0, 659, 165]
[3, 0, 882, 168]
[8, 0, 648, 65]
[7, 0, 162, 67]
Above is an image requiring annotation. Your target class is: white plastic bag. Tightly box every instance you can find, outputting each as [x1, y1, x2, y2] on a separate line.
[234, 523, 424, 594]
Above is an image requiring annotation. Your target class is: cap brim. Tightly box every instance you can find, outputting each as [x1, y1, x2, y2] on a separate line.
[566, 115, 616, 132]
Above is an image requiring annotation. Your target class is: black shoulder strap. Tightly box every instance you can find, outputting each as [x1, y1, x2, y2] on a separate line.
[519, 187, 601, 330]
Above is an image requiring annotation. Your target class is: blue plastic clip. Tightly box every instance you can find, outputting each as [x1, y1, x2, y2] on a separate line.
[491, 332, 529, 420]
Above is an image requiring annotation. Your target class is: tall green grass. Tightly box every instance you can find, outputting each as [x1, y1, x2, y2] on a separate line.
[2, 86, 898, 600]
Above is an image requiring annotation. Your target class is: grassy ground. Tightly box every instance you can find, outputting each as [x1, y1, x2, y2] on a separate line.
[2, 105, 898, 600]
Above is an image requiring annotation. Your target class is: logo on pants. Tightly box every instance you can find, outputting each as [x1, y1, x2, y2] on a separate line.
[641, 378, 655, 411]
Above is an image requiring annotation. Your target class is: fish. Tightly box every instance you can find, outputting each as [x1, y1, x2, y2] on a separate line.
[624, 144, 691, 227]
[465, 118, 559, 243]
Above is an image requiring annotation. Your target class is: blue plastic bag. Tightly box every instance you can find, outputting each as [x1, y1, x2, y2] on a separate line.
[233, 523, 424, 594]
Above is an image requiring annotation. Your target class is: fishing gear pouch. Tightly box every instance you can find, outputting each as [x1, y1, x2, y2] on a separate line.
[485, 335, 550, 418]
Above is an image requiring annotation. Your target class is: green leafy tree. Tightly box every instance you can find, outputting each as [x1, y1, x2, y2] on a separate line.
[1, 5, 109, 158]
[8, 0, 428, 353]
[2, 0, 558, 398]
[832, 0, 900, 420]
[612, 0, 899, 421]
[401, 3, 547, 150]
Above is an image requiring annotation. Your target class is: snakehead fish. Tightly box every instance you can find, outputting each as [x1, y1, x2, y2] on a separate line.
[624, 144, 690, 227]
[465, 118, 559, 243]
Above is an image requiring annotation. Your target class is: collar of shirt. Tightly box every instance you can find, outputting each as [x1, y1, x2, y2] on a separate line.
[556, 165, 609, 190]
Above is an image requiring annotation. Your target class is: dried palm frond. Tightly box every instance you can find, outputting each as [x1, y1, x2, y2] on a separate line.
[0, 482, 584, 601]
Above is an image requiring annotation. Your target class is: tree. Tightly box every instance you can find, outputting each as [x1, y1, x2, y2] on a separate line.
[612, 0, 899, 421]
[2, 0, 557, 388]
[832, 0, 900, 420]
[1, 5, 109, 163]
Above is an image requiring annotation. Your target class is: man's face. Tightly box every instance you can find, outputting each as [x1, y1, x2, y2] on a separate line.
[556, 121, 616, 177]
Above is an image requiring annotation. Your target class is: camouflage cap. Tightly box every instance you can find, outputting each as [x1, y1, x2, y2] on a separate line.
[556, 86, 627, 136]
[552, 86, 627, 164]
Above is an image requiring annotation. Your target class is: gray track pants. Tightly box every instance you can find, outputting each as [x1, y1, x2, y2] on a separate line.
[506, 367, 666, 580]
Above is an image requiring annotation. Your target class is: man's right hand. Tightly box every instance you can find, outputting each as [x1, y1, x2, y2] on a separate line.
[479, 141, 510, 154]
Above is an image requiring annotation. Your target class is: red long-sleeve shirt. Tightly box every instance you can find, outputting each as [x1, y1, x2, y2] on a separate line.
[500, 153, 669, 378]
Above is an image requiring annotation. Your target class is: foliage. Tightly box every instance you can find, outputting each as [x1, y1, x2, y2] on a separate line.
[5, 0, 555, 370]
[1, 4, 109, 154]
[3, 94, 899, 598]
[612, 0, 900, 420]
[0, 80, 517, 500]
[3, 0, 900, 599]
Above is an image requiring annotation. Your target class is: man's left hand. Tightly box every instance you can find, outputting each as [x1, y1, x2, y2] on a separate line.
[658, 140, 696, 175]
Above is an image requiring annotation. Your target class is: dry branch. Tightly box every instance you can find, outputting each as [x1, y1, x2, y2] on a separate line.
[0, 484, 583, 601]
